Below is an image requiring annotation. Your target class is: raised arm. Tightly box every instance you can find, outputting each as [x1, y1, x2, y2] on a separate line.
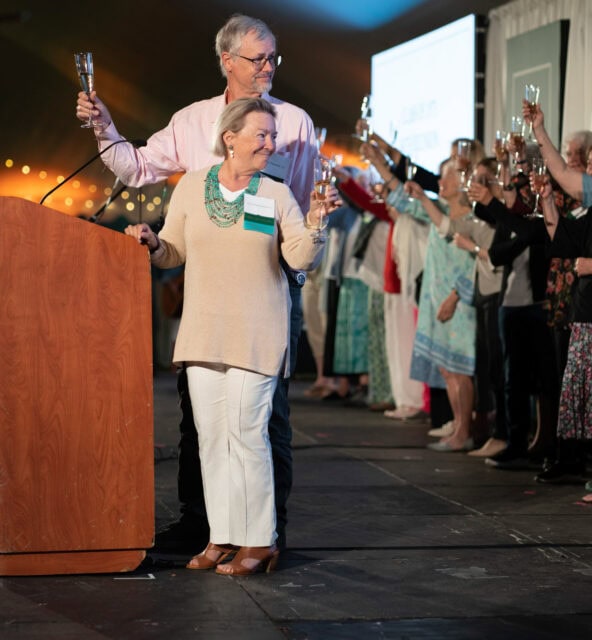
[405, 180, 444, 227]
[523, 99, 584, 201]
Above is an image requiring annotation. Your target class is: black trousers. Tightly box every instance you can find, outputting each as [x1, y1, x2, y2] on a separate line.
[499, 304, 559, 453]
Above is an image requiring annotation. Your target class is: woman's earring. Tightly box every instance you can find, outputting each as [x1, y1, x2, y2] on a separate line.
[228, 145, 234, 159]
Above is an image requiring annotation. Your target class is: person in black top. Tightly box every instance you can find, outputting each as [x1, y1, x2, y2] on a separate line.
[467, 176, 559, 470]
[536, 179, 592, 481]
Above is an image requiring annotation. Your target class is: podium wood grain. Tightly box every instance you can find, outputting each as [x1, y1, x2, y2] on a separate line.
[0, 197, 154, 575]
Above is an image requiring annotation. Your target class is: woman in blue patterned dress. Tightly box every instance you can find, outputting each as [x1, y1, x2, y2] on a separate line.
[405, 161, 477, 451]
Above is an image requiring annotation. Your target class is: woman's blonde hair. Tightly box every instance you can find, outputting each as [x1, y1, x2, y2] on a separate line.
[212, 97, 277, 158]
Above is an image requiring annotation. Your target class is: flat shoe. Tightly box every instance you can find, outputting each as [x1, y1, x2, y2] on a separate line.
[467, 437, 507, 458]
[384, 405, 425, 420]
[427, 421, 455, 437]
[427, 437, 474, 452]
[369, 402, 396, 412]
[303, 384, 332, 398]
[186, 542, 237, 570]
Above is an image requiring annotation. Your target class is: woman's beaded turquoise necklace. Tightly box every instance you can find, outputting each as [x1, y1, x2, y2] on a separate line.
[204, 163, 261, 228]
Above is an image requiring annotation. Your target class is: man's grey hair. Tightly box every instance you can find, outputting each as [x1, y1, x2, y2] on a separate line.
[215, 14, 275, 78]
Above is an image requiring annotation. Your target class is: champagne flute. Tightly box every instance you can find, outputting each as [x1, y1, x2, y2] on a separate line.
[510, 116, 526, 172]
[456, 140, 471, 191]
[312, 157, 331, 243]
[74, 52, 97, 128]
[368, 165, 384, 203]
[405, 158, 417, 201]
[527, 157, 546, 218]
[524, 84, 540, 138]
[494, 129, 508, 185]
[353, 94, 372, 142]
[314, 127, 327, 152]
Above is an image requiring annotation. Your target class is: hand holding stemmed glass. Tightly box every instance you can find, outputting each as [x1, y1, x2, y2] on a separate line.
[310, 157, 334, 243]
[353, 94, 372, 142]
[526, 157, 547, 219]
[467, 172, 495, 208]
[509, 116, 526, 173]
[521, 97, 544, 142]
[74, 52, 99, 128]
[405, 158, 417, 201]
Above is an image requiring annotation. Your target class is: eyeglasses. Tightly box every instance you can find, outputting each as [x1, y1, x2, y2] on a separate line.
[234, 54, 282, 70]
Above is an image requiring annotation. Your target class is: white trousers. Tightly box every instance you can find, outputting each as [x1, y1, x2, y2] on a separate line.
[383, 293, 425, 409]
[186, 364, 278, 547]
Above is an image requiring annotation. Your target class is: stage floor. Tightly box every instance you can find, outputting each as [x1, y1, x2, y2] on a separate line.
[2, 370, 592, 639]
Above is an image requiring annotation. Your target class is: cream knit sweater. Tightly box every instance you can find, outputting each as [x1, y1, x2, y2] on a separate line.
[151, 166, 322, 377]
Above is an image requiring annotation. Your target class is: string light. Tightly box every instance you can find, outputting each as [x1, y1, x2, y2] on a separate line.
[1, 157, 166, 220]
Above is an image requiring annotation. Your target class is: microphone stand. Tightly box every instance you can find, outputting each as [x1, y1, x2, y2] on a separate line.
[39, 138, 146, 205]
[88, 183, 127, 224]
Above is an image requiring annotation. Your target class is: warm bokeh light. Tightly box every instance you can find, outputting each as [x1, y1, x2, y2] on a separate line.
[321, 140, 367, 169]
[1, 155, 167, 221]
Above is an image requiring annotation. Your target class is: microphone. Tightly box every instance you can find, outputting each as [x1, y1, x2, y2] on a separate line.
[39, 138, 147, 205]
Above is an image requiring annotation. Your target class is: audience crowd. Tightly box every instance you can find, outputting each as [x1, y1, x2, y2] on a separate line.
[298, 100, 592, 499]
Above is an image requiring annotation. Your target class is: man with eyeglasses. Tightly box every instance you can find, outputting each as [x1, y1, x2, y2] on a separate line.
[75, 14, 317, 553]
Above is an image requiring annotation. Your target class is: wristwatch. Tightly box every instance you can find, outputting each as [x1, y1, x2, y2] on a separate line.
[473, 245, 481, 256]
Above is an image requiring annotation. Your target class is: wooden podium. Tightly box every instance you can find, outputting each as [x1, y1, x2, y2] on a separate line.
[0, 197, 154, 575]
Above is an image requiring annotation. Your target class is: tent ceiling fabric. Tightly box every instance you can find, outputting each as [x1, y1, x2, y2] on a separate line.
[0, 0, 508, 210]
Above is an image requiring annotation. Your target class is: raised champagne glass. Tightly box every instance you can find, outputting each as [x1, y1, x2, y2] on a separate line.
[524, 84, 540, 138]
[314, 127, 327, 152]
[312, 157, 331, 243]
[456, 140, 471, 191]
[353, 94, 372, 142]
[510, 116, 526, 172]
[405, 158, 417, 201]
[494, 129, 508, 185]
[527, 157, 546, 219]
[74, 52, 98, 128]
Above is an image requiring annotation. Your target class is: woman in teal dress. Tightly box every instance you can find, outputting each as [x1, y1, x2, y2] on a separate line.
[405, 161, 477, 451]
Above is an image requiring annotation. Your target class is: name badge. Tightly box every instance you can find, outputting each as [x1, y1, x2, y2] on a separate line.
[261, 152, 290, 182]
[244, 194, 276, 235]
